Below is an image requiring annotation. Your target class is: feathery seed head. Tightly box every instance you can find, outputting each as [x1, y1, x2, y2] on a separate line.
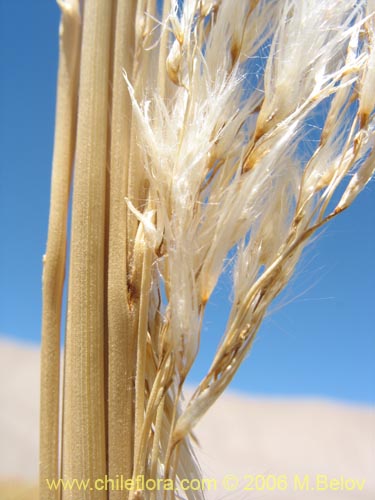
[121, 0, 375, 489]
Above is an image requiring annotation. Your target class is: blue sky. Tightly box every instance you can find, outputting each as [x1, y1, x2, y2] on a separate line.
[0, 1, 374, 404]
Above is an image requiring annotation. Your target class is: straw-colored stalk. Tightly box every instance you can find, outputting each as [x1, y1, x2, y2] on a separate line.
[39, 2, 80, 499]
[40, 1, 375, 500]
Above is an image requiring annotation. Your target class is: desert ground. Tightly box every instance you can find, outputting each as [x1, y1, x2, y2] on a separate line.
[0, 337, 374, 499]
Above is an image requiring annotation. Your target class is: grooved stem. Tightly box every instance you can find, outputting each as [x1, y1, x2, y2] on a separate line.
[39, 3, 80, 499]
[61, 1, 114, 498]
[107, 2, 137, 499]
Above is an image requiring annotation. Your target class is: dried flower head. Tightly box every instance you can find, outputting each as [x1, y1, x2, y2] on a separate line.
[125, 0, 375, 493]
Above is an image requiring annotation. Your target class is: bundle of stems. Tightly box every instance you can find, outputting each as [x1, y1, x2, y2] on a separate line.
[40, 1, 375, 499]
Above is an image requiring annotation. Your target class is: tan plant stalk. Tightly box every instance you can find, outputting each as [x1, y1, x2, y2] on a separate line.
[107, 2, 137, 495]
[61, 1, 113, 498]
[39, 2, 80, 499]
[42, 1, 375, 500]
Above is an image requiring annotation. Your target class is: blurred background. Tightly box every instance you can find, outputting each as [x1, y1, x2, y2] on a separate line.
[0, 1, 374, 497]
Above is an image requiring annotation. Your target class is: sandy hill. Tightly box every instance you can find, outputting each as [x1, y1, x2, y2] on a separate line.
[0, 338, 374, 499]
